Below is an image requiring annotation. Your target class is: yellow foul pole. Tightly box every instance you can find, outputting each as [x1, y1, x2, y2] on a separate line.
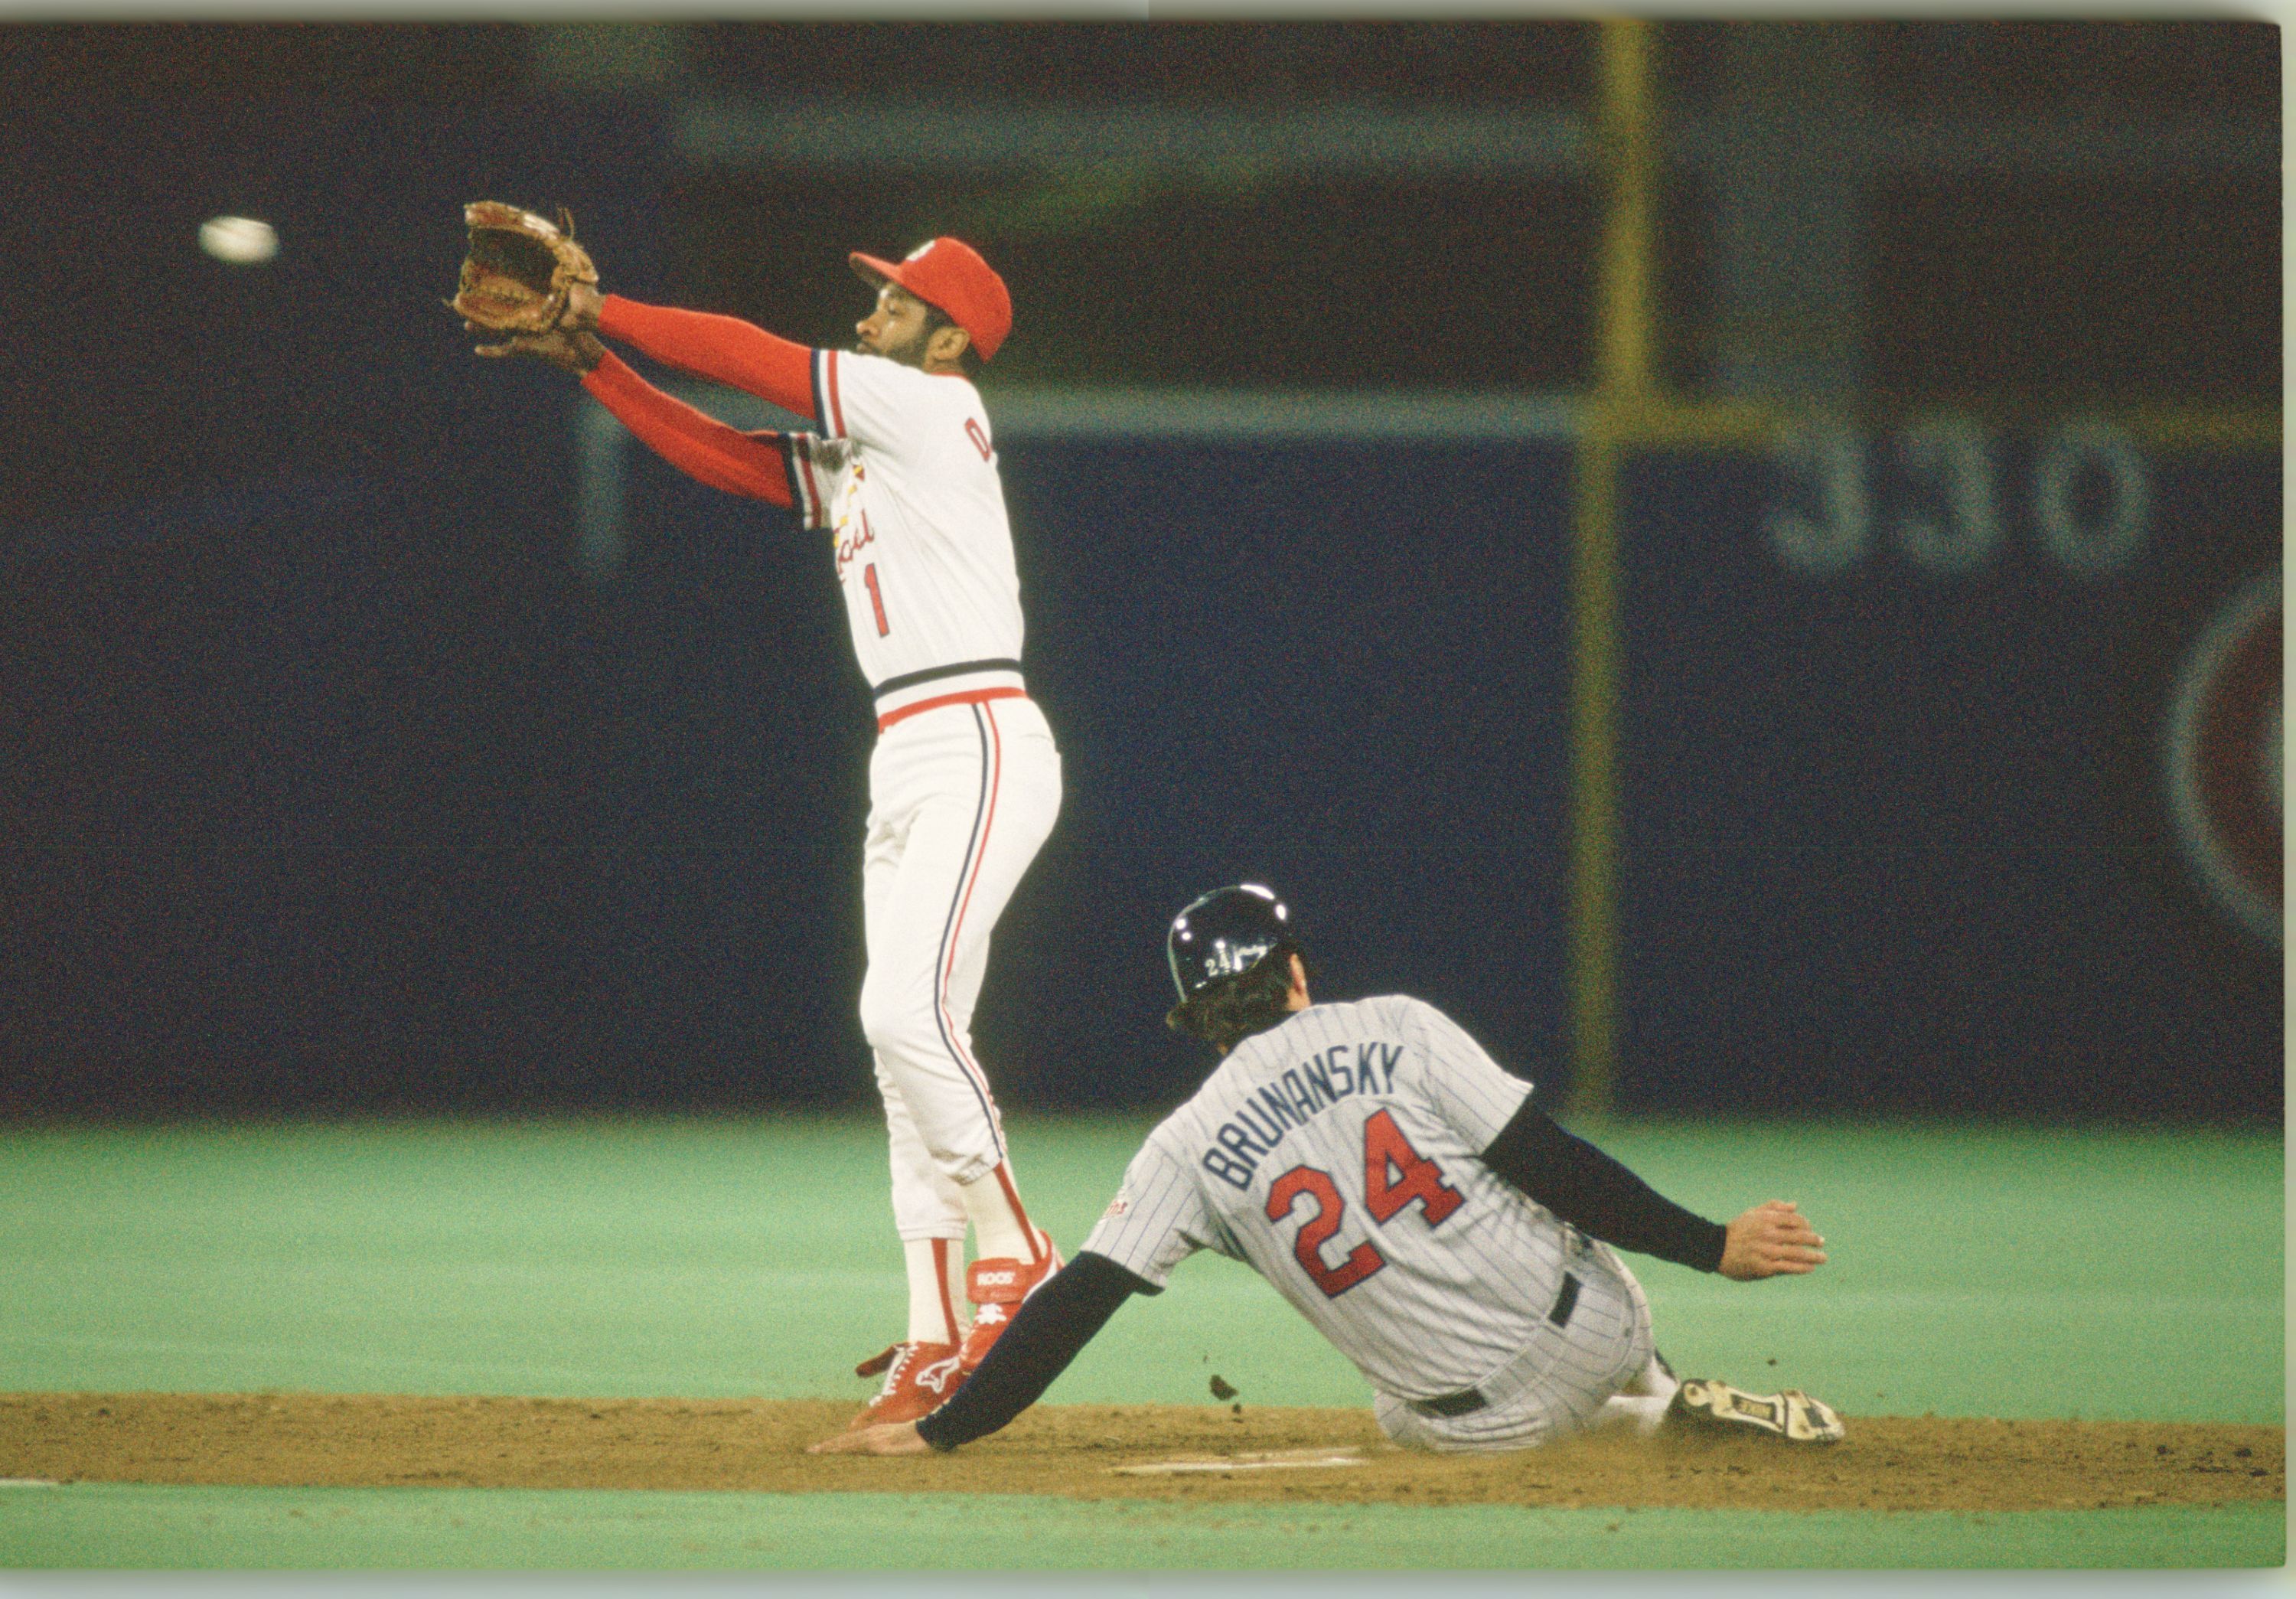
[1563, 18, 1657, 1122]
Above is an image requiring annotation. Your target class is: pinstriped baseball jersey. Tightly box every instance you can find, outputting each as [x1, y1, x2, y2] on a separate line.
[781, 351, 1023, 692]
[1083, 995, 1587, 1402]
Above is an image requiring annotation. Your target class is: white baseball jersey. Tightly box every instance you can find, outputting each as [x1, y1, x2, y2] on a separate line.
[775, 349, 1062, 1258]
[1083, 994, 1588, 1403]
[781, 351, 1026, 720]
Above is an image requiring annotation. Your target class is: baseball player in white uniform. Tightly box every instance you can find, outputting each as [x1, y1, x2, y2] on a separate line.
[814, 884, 1844, 1457]
[468, 237, 1062, 1427]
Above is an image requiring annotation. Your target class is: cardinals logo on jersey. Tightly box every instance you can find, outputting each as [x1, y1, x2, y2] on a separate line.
[833, 511, 877, 576]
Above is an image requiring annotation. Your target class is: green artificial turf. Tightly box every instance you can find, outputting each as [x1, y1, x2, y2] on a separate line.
[0, 1483, 2280, 1570]
[0, 1114, 2281, 1568]
[0, 1117, 2276, 1421]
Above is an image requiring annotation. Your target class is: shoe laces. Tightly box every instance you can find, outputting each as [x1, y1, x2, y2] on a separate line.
[876, 1346, 918, 1394]
[878, 1342, 952, 1395]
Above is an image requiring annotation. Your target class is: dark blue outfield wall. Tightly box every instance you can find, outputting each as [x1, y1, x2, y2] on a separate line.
[1622, 436, 2278, 1120]
[0, 410, 2278, 1121]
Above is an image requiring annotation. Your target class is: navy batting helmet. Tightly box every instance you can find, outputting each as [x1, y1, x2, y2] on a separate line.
[1166, 883, 1300, 1002]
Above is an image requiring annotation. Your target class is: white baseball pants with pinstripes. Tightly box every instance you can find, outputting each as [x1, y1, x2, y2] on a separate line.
[1371, 1237, 1658, 1454]
[859, 693, 1061, 1240]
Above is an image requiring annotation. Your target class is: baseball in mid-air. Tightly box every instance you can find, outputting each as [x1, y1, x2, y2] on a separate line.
[199, 216, 279, 265]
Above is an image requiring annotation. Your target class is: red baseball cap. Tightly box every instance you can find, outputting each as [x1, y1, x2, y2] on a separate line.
[850, 237, 1013, 362]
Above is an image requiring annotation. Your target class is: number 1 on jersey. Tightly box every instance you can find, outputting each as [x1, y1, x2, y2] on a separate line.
[863, 563, 891, 636]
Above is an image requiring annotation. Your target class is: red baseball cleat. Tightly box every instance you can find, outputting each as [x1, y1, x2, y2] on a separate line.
[850, 1340, 965, 1429]
[958, 1237, 1062, 1373]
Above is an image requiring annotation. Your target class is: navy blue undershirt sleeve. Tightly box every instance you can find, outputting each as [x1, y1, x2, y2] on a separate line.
[1481, 1100, 1729, 1273]
[914, 1251, 1149, 1452]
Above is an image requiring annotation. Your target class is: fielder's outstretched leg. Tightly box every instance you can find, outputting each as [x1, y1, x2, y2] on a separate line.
[858, 697, 1061, 1379]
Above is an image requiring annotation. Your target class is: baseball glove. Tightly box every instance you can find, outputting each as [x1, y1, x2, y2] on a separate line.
[448, 201, 598, 336]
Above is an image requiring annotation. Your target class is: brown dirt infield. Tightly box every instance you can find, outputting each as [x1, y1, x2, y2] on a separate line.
[2, 1394, 2281, 1515]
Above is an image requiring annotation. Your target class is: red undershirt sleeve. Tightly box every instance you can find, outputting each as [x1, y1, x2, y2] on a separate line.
[579, 350, 794, 507]
[595, 295, 818, 421]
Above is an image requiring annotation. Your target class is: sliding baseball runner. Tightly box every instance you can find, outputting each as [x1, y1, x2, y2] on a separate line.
[455, 214, 1062, 1426]
[814, 883, 1845, 1457]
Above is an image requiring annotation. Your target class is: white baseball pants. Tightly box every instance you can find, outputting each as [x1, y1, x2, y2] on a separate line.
[1371, 1236, 1658, 1454]
[859, 693, 1061, 1241]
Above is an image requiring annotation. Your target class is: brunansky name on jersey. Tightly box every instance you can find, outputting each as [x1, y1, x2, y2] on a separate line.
[1201, 1039, 1404, 1189]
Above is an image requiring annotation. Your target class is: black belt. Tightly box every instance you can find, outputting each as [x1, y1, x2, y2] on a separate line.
[1404, 1272, 1581, 1419]
[872, 657, 1024, 702]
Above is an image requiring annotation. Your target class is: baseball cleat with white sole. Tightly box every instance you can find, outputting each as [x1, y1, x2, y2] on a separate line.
[1669, 1378, 1846, 1444]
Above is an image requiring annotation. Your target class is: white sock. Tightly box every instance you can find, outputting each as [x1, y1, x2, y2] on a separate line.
[902, 1237, 964, 1346]
[1594, 1393, 1675, 1436]
[957, 1163, 1045, 1264]
[1622, 1354, 1681, 1402]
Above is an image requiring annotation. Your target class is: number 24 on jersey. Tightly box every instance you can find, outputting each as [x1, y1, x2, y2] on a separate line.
[1266, 1110, 1463, 1297]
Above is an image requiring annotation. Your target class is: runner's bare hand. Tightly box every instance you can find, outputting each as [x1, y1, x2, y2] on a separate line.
[1719, 1199, 1828, 1280]
[807, 1421, 932, 1456]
